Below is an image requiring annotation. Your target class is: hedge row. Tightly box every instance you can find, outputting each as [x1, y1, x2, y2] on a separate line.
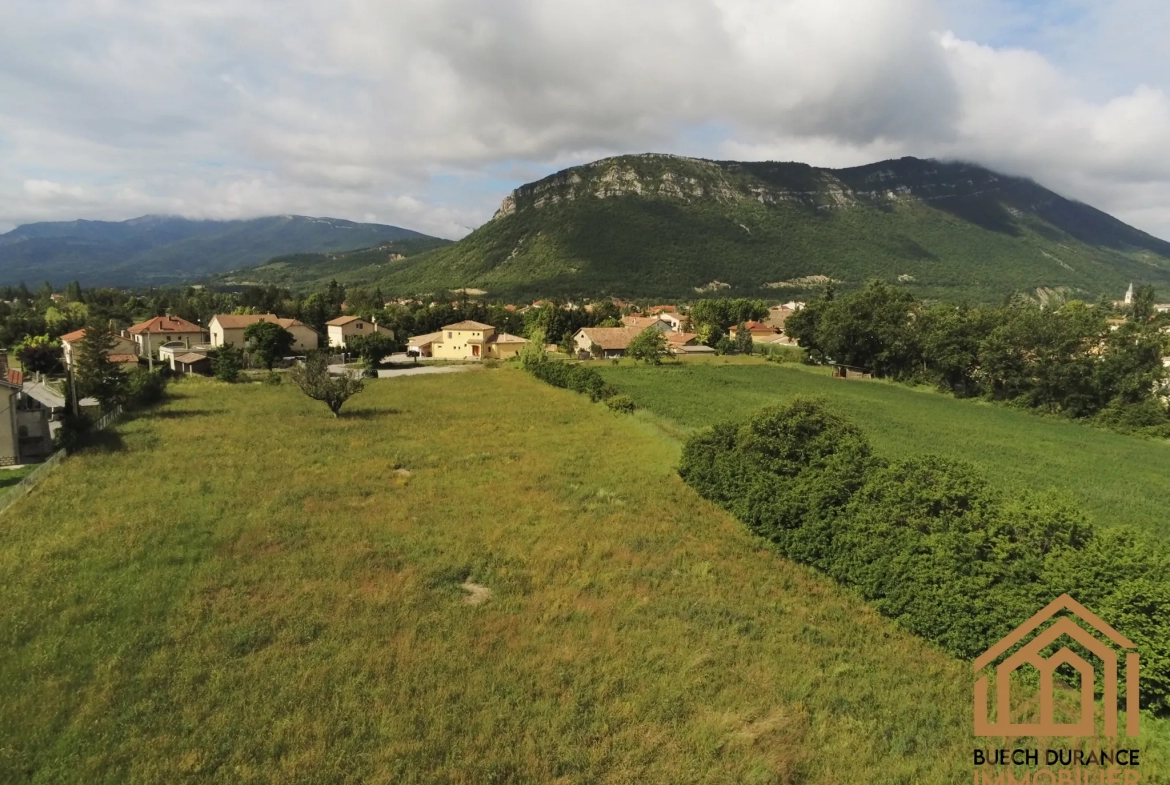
[528, 361, 618, 402]
[679, 396, 1170, 714]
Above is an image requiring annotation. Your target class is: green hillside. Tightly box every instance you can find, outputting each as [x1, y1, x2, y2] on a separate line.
[0, 215, 442, 286]
[308, 154, 1170, 302]
[214, 236, 453, 288]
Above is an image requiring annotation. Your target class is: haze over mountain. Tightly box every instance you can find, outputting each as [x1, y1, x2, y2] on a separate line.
[0, 215, 441, 286]
[225, 154, 1170, 302]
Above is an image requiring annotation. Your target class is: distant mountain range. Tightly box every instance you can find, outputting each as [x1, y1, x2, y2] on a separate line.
[223, 154, 1170, 302]
[0, 214, 443, 286]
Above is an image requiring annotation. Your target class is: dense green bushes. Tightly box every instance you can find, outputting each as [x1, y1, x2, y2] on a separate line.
[680, 396, 1170, 713]
[528, 360, 617, 402]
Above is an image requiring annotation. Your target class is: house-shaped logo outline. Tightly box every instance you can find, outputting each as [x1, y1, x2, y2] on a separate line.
[973, 594, 1139, 737]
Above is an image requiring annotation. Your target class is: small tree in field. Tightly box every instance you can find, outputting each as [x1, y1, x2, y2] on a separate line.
[292, 352, 364, 417]
[74, 325, 128, 410]
[348, 333, 396, 375]
[245, 321, 295, 370]
[627, 327, 667, 365]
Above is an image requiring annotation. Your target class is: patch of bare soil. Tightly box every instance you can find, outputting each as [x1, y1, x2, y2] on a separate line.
[459, 581, 492, 606]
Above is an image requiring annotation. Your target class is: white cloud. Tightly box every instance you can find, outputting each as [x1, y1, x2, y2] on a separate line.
[0, 0, 1169, 241]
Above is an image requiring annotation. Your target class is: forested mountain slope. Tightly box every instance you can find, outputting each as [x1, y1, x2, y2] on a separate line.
[330, 154, 1170, 301]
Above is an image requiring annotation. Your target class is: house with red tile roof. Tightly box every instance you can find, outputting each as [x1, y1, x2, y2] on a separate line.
[621, 315, 672, 332]
[60, 329, 140, 369]
[128, 315, 206, 358]
[730, 320, 777, 337]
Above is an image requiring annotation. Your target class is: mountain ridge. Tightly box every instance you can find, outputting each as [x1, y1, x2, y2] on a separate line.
[339, 153, 1170, 301]
[0, 214, 442, 286]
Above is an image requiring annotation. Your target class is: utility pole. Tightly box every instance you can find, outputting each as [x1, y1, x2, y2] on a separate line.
[69, 367, 79, 417]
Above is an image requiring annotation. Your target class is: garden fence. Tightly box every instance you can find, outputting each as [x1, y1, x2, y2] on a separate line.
[0, 404, 123, 516]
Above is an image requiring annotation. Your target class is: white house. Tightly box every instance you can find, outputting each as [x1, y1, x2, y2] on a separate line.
[128, 315, 206, 358]
[209, 314, 319, 353]
[326, 316, 394, 349]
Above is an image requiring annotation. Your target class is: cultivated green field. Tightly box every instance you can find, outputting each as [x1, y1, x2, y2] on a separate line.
[598, 357, 1170, 540]
[1, 370, 1167, 783]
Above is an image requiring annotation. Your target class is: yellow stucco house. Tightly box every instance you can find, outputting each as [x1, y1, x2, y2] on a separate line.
[426, 321, 528, 360]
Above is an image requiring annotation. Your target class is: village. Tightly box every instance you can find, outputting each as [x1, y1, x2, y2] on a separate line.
[0, 297, 803, 468]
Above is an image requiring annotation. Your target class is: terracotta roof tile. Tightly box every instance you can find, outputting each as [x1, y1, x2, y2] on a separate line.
[129, 315, 202, 334]
[442, 321, 494, 331]
[575, 326, 650, 350]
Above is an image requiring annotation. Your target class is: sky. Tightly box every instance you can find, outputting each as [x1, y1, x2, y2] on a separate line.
[2, 0, 1169, 241]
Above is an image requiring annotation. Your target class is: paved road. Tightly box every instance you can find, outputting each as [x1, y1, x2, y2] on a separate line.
[328, 363, 475, 380]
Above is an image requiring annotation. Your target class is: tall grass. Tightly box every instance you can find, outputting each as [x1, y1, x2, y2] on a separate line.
[1, 370, 1166, 782]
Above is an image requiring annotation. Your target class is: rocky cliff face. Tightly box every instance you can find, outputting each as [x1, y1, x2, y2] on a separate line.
[490, 153, 1030, 221]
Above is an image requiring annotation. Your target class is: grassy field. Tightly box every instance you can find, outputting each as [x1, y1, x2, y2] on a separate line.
[597, 356, 1170, 540]
[1, 369, 1166, 783]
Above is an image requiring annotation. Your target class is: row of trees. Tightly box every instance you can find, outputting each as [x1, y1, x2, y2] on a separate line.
[786, 281, 1170, 428]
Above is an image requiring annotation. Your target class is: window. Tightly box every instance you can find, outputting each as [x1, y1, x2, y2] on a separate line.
[357, 323, 363, 329]
[447, 332, 452, 338]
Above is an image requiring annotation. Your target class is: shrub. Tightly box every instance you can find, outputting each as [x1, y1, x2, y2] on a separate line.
[529, 361, 617, 402]
[125, 367, 168, 409]
[263, 371, 282, 386]
[211, 347, 243, 383]
[605, 394, 636, 414]
[1093, 397, 1170, 437]
[678, 396, 1170, 713]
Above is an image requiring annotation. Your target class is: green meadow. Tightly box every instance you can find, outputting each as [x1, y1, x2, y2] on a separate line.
[1, 369, 1167, 782]
[597, 357, 1170, 540]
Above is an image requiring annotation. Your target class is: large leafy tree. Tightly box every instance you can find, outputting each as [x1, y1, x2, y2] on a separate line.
[73, 324, 128, 410]
[627, 327, 667, 364]
[291, 352, 364, 417]
[14, 334, 62, 375]
[244, 320, 295, 370]
[813, 281, 919, 378]
[348, 333, 396, 374]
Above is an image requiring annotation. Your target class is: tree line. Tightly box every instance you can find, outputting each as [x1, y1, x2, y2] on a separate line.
[786, 281, 1170, 433]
